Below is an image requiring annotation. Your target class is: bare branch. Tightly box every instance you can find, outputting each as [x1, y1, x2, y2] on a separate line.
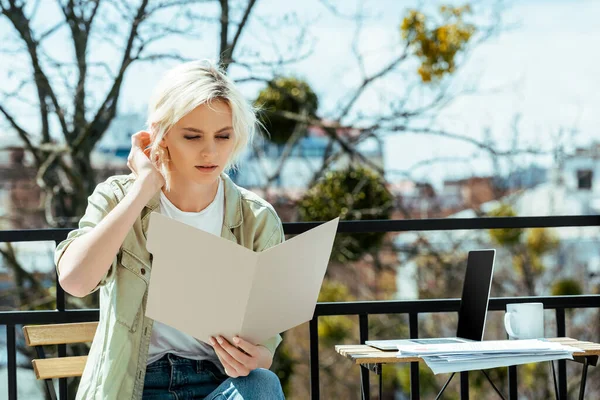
[384, 125, 548, 157]
[233, 75, 271, 84]
[337, 46, 410, 121]
[0, 104, 41, 165]
[81, 0, 150, 151]
[59, 0, 102, 136]
[225, 0, 257, 68]
[1, 0, 70, 139]
[263, 108, 308, 187]
[135, 53, 196, 63]
[36, 21, 64, 42]
[219, 0, 229, 65]
[146, 0, 213, 14]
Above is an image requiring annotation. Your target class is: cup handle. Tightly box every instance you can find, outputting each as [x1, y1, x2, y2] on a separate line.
[504, 312, 519, 339]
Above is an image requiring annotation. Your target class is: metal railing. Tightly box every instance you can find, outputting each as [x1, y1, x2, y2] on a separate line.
[0, 214, 599, 399]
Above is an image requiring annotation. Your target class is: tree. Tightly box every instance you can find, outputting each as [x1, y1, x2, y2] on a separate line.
[551, 278, 583, 296]
[488, 204, 559, 296]
[246, 2, 511, 197]
[402, 4, 475, 82]
[298, 165, 394, 263]
[255, 77, 318, 145]
[0, 0, 310, 227]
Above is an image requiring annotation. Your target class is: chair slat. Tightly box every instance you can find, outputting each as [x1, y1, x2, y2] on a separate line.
[32, 356, 88, 379]
[23, 322, 98, 346]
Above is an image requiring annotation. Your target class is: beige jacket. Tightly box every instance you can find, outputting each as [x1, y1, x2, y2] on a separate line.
[55, 173, 284, 399]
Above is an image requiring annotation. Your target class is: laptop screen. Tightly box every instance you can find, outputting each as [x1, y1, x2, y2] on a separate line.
[455, 249, 495, 341]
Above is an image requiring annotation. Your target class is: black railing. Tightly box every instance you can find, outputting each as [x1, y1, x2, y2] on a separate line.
[0, 214, 599, 399]
[310, 295, 600, 399]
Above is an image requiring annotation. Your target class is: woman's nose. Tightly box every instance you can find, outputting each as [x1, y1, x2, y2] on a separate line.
[200, 140, 217, 157]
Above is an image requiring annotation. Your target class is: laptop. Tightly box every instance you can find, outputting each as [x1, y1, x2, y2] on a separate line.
[365, 249, 496, 351]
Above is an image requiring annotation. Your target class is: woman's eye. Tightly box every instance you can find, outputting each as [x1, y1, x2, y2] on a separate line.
[184, 135, 200, 140]
[217, 135, 230, 140]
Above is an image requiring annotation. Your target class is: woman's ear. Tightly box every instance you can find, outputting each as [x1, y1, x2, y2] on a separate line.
[158, 137, 168, 148]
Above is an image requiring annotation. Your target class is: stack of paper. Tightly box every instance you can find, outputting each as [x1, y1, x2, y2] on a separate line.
[396, 340, 582, 374]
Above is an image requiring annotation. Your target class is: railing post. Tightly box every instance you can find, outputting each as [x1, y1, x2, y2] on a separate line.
[359, 314, 370, 400]
[508, 365, 518, 399]
[55, 240, 68, 400]
[7, 324, 17, 400]
[409, 312, 420, 400]
[309, 317, 320, 400]
[555, 308, 567, 399]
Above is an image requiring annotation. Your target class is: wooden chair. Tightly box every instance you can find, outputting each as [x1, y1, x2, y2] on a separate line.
[22, 322, 98, 400]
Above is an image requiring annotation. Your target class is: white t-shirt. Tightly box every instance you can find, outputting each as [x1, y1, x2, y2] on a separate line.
[147, 177, 225, 366]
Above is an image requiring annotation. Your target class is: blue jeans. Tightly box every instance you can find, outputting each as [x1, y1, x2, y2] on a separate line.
[142, 353, 285, 399]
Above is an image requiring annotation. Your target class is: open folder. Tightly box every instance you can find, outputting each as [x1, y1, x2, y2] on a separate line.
[145, 212, 339, 345]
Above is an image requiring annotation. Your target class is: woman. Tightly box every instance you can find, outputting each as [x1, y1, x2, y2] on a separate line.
[55, 60, 286, 399]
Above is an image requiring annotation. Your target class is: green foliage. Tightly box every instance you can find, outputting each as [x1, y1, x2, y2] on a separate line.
[318, 279, 355, 302]
[272, 339, 296, 396]
[401, 4, 476, 82]
[488, 204, 523, 245]
[527, 227, 559, 254]
[551, 279, 583, 296]
[299, 166, 394, 263]
[487, 204, 560, 294]
[255, 77, 319, 145]
[317, 279, 355, 344]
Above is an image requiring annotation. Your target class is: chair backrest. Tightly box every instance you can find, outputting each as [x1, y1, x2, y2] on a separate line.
[23, 322, 98, 380]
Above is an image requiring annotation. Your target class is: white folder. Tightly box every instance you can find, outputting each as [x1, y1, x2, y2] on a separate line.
[145, 212, 339, 345]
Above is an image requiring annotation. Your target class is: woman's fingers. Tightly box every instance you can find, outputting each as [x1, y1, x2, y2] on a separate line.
[210, 337, 249, 377]
[231, 336, 260, 358]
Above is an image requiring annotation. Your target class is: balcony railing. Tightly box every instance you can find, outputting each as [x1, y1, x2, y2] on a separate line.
[0, 214, 599, 399]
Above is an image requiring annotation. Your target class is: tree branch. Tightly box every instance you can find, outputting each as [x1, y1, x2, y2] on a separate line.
[80, 0, 149, 152]
[60, 0, 101, 138]
[225, 0, 257, 69]
[0, 104, 41, 166]
[1, 0, 69, 140]
[337, 46, 409, 121]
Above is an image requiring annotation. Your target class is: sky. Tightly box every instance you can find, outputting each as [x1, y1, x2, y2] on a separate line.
[1, 0, 599, 189]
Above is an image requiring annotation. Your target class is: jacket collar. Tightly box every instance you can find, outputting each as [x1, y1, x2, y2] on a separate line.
[142, 172, 243, 229]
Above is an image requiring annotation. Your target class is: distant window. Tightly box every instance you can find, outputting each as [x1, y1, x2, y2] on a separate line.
[577, 169, 593, 190]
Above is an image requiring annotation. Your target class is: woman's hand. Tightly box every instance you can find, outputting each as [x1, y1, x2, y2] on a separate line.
[209, 335, 273, 377]
[127, 131, 165, 194]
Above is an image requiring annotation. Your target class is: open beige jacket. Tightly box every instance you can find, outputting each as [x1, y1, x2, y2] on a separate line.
[55, 173, 284, 399]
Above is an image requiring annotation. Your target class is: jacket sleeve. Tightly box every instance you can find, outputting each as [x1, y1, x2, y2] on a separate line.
[254, 214, 285, 354]
[54, 180, 120, 294]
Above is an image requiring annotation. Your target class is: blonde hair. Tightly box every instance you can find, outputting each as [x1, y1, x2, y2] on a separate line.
[146, 60, 257, 190]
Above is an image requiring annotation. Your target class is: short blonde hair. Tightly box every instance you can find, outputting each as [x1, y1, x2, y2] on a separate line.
[146, 60, 257, 190]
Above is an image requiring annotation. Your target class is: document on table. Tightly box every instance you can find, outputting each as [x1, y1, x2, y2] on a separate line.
[145, 212, 339, 345]
[396, 339, 582, 374]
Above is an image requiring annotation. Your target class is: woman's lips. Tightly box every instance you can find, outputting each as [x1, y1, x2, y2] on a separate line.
[195, 166, 217, 173]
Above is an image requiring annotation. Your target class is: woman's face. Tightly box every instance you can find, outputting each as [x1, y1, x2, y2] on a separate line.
[161, 100, 235, 186]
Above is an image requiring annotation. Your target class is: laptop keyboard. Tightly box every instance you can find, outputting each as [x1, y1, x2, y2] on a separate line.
[411, 338, 462, 345]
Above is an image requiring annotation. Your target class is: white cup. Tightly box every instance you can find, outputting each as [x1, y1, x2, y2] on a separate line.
[504, 302, 544, 340]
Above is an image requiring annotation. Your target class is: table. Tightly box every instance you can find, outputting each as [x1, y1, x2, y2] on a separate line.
[335, 337, 600, 400]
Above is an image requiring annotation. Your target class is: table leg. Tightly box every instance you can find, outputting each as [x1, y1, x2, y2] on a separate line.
[360, 363, 382, 400]
[551, 361, 560, 400]
[379, 364, 383, 400]
[481, 370, 507, 400]
[435, 373, 455, 400]
[508, 365, 518, 400]
[460, 371, 469, 400]
[578, 357, 589, 400]
[360, 365, 370, 400]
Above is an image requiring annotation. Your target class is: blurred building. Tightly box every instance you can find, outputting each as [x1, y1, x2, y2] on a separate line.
[393, 141, 600, 299]
[232, 125, 385, 190]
